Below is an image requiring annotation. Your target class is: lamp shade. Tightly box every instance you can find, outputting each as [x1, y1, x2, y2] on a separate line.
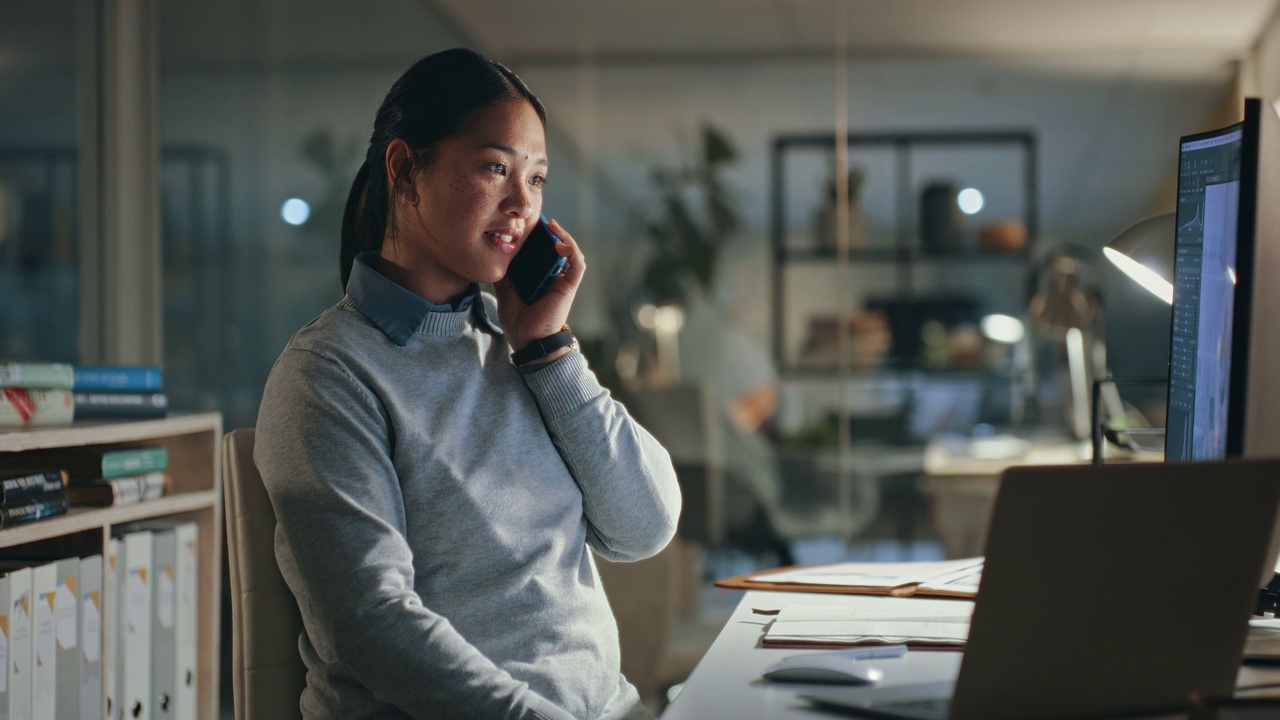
[1102, 212, 1175, 304]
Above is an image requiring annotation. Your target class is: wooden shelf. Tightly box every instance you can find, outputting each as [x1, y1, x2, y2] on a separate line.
[0, 491, 216, 550]
[0, 412, 222, 720]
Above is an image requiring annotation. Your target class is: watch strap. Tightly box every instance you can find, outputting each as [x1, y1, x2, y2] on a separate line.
[512, 324, 576, 367]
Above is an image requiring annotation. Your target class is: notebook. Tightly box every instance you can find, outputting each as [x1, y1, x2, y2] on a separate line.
[801, 459, 1280, 720]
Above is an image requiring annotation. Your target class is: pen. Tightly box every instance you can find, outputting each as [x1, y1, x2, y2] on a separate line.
[828, 644, 909, 660]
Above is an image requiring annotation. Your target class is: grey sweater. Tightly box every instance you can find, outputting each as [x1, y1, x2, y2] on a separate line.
[254, 292, 682, 720]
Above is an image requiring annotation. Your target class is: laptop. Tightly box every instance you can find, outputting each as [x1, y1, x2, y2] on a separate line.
[801, 459, 1280, 720]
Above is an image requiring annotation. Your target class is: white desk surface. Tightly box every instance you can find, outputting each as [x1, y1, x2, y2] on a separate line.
[660, 589, 1280, 720]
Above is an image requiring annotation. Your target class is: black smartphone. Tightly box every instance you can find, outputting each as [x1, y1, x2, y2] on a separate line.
[506, 214, 568, 304]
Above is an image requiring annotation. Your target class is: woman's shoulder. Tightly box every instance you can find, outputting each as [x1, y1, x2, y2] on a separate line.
[285, 298, 381, 354]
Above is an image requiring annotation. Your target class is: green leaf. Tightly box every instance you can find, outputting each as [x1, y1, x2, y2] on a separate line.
[702, 125, 738, 165]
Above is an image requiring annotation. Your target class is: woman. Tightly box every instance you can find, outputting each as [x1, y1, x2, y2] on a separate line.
[255, 48, 682, 720]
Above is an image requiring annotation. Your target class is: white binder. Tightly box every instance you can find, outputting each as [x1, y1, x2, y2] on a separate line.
[119, 533, 152, 720]
[147, 531, 175, 720]
[7, 567, 30, 720]
[52, 558, 78, 720]
[103, 542, 117, 720]
[0, 573, 11, 720]
[77, 556, 102, 720]
[171, 525, 196, 720]
[31, 563, 55, 720]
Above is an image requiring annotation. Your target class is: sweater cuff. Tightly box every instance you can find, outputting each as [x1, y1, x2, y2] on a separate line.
[520, 350, 599, 420]
[527, 694, 577, 720]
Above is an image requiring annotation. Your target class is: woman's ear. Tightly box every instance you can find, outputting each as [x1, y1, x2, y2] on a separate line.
[384, 139, 418, 205]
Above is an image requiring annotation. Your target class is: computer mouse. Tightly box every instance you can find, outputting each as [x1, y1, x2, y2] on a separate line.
[762, 653, 885, 684]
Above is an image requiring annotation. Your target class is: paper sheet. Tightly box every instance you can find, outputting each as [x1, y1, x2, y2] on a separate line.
[751, 558, 984, 590]
[763, 602, 974, 647]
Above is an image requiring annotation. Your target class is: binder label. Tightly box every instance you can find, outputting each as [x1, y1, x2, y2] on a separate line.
[0, 614, 7, 692]
[56, 578, 77, 650]
[82, 590, 101, 664]
[11, 595, 29, 677]
[127, 568, 148, 634]
[36, 591, 55, 668]
[158, 564, 175, 630]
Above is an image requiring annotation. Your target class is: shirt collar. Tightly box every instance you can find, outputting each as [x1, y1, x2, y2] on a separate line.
[346, 252, 502, 345]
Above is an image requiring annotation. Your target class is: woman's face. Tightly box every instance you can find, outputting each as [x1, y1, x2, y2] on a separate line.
[389, 98, 547, 304]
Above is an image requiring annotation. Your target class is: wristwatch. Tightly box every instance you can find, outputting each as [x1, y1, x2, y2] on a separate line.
[511, 324, 577, 367]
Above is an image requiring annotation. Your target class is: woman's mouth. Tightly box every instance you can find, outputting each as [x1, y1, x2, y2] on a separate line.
[485, 230, 518, 254]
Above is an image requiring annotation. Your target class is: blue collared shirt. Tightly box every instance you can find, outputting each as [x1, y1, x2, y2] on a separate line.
[345, 251, 503, 346]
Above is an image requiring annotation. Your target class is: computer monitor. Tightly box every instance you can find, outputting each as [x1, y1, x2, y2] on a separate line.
[1165, 98, 1280, 462]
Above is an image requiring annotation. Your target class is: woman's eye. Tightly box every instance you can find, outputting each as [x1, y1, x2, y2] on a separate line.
[484, 162, 506, 175]
[530, 175, 546, 188]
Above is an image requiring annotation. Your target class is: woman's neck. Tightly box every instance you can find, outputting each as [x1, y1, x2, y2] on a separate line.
[376, 252, 470, 307]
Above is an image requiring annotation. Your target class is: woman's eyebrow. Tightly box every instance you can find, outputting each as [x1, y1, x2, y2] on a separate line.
[479, 142, 548, 166]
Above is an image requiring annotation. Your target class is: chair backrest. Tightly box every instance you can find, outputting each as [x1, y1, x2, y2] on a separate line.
[222, 428, 305, 720]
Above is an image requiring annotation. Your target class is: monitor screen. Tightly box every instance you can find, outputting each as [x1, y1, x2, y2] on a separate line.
[1164, 124, 1243, 461]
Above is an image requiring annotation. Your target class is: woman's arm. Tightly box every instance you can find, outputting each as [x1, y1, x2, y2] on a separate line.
[255, 348, 573, 720]
[521, 351, 682, 562]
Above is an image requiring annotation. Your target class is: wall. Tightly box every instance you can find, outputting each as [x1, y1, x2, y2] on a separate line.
[1244, 2, 1280, 103]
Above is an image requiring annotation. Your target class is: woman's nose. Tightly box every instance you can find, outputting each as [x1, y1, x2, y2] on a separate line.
[502, 182, 535, 219]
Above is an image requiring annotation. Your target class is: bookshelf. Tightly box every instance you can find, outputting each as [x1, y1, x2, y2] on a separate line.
[0, 412, 222, 719]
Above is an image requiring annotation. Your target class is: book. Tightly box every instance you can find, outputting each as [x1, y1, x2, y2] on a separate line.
[0, 388, 74, 427]
[66, 472, 170, 507]
[0, 364, 73, 390]
[0, 470, 69, 507]
[71, 366, 163, 392]
[0, 364, 163, 392]
[0, 389, 168, 426]
[2, 447, 168, 481]
[0, 495, 69, 528]
[72, 392, 168, 420]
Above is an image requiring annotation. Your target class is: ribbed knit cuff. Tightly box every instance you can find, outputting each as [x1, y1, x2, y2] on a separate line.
[520, 350, 599, 420]
[526, 694, 578, 720]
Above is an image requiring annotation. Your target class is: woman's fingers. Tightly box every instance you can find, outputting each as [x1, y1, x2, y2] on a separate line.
[549, 219, 586, 286]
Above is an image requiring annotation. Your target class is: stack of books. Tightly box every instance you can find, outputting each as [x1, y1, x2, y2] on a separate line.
[0, 363, 167, 427]
[0, 469, 69, 528]
[1, 445, 171, 512]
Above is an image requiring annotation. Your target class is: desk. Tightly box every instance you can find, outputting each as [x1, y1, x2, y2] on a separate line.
[660, 589, 1280, 720]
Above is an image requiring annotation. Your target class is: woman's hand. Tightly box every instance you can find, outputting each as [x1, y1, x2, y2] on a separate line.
[495, 218, 585, 357]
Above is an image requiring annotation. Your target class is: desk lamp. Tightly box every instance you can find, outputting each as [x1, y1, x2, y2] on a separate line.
[1088, 213, 1176, 460]
[1101, 213, 1175, 304]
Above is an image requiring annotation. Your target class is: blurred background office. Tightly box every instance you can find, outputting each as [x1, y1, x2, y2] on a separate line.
[5, 0, 1280, 713]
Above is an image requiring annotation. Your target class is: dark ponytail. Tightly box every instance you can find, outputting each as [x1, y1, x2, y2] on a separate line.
[339, 48, 546, 290]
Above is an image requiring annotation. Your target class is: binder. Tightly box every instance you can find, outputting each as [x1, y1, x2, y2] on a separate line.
[103, 541, 118, 720]
[31, 563, 55, 720]
[171, 525, 196, 720]
[52, 558, 78, 720]
[0, 573, 10, 720]
[8, 567, 31, 720]
[77, 556, 101, 720]
[148, 530, 176, 720]
[119, 532, 152, 720]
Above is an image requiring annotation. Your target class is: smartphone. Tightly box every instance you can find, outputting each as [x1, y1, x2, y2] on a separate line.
[506, 214, 568, 304]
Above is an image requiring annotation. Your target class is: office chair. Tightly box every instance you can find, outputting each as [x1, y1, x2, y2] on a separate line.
[222, 428, 305, 720]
